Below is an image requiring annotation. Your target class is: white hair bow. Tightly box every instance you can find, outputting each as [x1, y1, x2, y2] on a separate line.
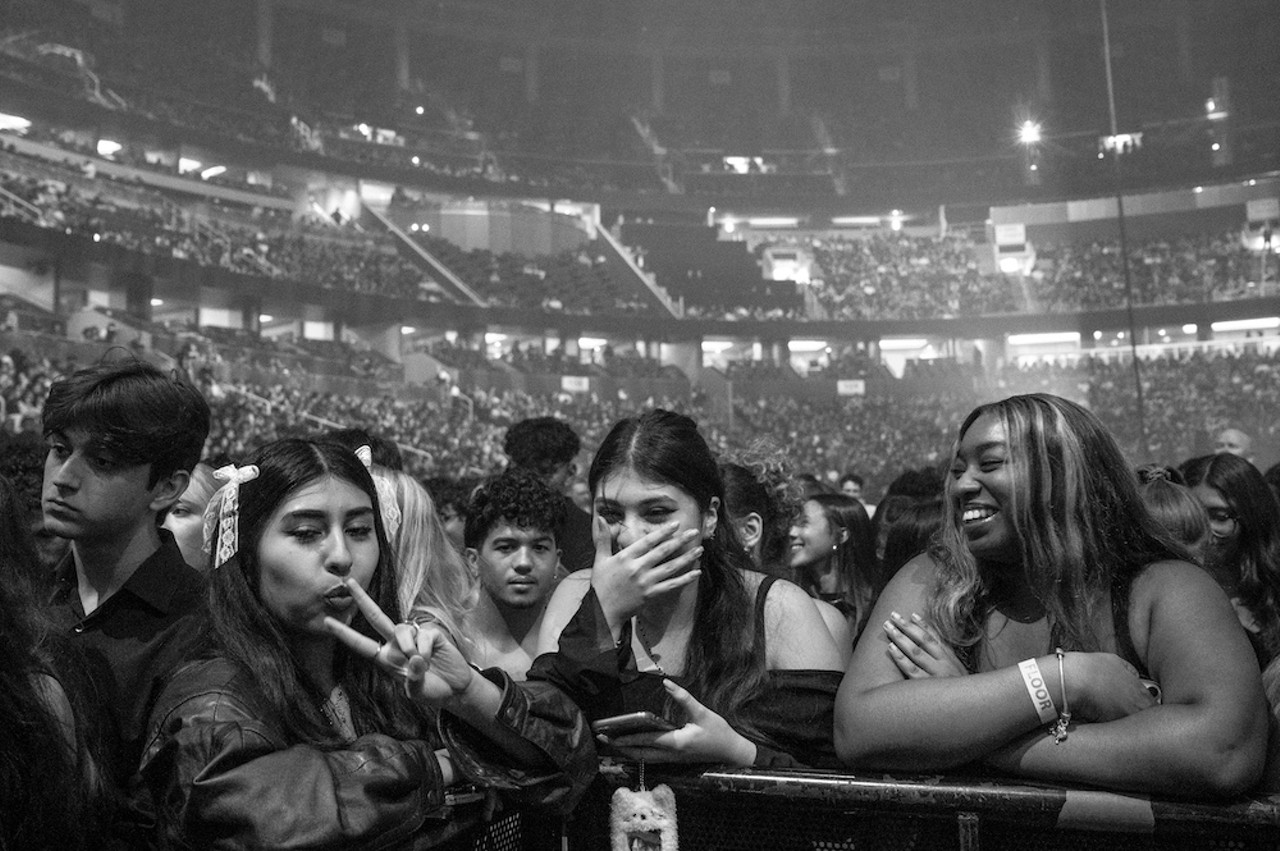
[355, 445, 402, 541]
[209, 463, 260, 568]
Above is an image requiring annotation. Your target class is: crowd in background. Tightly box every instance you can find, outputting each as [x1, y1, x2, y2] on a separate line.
[5, 137, 1269, 322]
[8, 341, 1280, 500]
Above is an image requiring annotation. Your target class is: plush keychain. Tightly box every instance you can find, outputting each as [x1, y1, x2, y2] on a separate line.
[610, 764, 678, 851]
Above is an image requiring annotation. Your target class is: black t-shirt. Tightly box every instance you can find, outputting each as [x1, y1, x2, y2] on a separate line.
[558, 496, 595, 573]
[47, 530, 206, 788]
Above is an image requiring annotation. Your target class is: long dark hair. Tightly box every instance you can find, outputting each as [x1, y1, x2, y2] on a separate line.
[590, 410, 766, 732]
[798, 493, 879, 638]
[0, 475, 102, 849]
[1181, 453, 1280, 662]
[880, 495, 945, 589]
[204, 439, 423, 745]
[931, 394, 1187, 652]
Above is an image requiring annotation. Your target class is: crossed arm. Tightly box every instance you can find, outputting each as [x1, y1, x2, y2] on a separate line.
[835, 557, 1267, 797]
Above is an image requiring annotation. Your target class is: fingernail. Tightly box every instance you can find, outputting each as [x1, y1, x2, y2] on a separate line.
[890, 611, 903, 622]
[682, 528, 699, 538]
[883, 620, 895, 632]
[692, 546, 704, 558]
[910, 613, 924, 624]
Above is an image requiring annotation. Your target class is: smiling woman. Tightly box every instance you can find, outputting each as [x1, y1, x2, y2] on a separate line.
[836, 393, 1268, 798]
[137, 438, 595, 849]
[530, 409, 845, 769]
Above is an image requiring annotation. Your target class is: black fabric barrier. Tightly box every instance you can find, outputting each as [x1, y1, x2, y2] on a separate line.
[436, 768, 1280, 851]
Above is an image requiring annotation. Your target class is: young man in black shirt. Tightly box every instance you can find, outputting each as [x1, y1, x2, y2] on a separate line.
[42, 358, 210, 839]
[503, 416, 594, 573]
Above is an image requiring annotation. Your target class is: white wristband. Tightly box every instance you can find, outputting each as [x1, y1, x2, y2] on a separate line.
[1018, 657, 1058, 724]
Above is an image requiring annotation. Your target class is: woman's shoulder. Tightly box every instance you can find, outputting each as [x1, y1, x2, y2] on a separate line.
[1125, 558, 1248, 661]
[545, 570, 593, 610]
[744, 571, 845, 671]
[1128, 558, 1227, 604]
[875, 552, 944, 603]
[153, 657, 271, 728]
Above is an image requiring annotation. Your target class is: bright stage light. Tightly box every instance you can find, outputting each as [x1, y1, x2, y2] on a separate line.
[879, 338, 928, 351]
[1008, 332, 1080, 346]
[1211, 317, 1280, 332]
[1018, 121, 1042, 145]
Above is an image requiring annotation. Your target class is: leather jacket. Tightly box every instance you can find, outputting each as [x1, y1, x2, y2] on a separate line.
[138, 658, 596, 849]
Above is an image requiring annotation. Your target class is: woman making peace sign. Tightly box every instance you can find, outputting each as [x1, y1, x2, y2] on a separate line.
[138, 439, 594, 849]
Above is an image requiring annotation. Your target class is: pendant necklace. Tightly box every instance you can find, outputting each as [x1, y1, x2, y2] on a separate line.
[634, 618, 665, 676]
[322, 684, 356, 741]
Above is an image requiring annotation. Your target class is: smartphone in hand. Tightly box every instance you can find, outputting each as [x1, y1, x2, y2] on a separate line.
[591, 711, 677, 736]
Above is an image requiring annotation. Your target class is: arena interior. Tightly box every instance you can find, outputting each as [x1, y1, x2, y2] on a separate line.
[2, 1, 1280, 847]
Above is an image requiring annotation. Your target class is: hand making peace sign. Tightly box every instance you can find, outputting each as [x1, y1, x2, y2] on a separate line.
[325, 578, 476, 707]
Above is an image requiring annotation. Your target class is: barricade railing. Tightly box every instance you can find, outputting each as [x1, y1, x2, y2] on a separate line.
[428, 768, 1280, 851]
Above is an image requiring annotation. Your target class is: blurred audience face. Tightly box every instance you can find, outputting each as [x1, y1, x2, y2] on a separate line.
[1214, 428, 1252, 458]
[163, 493, 208, 571]
[569, 479, 591, 513]
[789, 498, 839, 570]
[439, 504, 466, 553]
[1189, 482, 1241, 572]
[162, 463, 217, 570]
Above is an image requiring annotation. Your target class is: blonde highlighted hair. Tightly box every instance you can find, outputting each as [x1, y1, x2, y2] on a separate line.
[928, 394, 1186, 654]
[376, 468, 478, 659]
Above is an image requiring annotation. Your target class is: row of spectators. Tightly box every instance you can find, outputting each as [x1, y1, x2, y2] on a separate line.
[7, 337, 1275, 502]
[421, 339, 681, 381]
[409, 232, 654, 315]
[197, 345, 1280, 498]
[2, 138, 1271, 321]
[0, 148, 436, 301]
[1032, 230, 1263, 311]
[763, 228, 1269, 320]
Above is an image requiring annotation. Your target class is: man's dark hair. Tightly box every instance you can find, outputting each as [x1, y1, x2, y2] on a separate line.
[42, 359, 210, 486]
[839, 471, 865, 489]
[425, 476, 478, 521]
[503, 417, 580, 477]
[464, 467, 565, 550]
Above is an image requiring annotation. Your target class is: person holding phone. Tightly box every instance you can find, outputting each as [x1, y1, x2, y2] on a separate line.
[137, 438, 595, 849]
[531, 409, 844, 768]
